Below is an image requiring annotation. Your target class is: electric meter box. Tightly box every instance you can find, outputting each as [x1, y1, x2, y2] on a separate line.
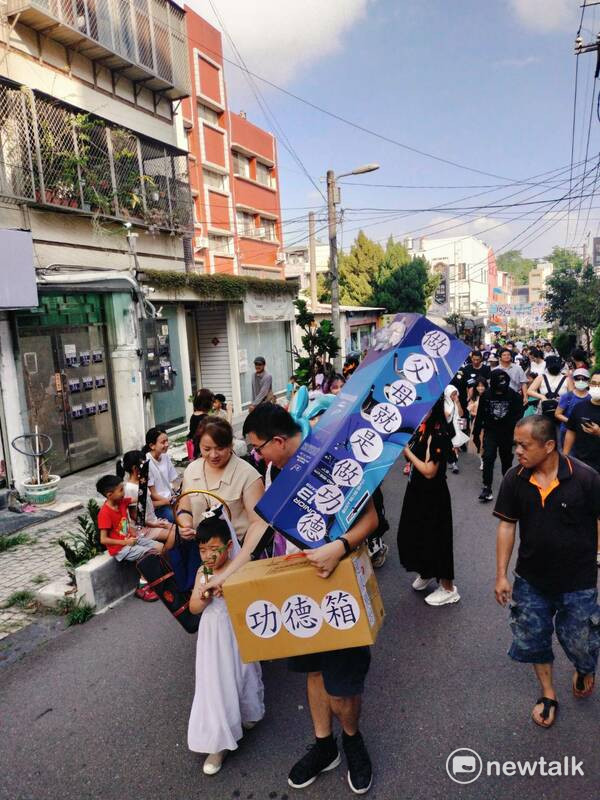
[141, 318, 176, 393]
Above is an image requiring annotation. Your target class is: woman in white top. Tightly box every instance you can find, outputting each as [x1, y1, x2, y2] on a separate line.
[177, 417, 264, 546]
[527, 355, 568, 412]
[144, 426, 180, 523]
[527, 347, 546, 378]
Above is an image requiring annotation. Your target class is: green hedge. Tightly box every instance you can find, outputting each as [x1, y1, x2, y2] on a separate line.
[141, 269, 298, 299]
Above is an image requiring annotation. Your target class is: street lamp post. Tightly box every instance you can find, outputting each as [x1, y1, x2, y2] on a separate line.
[327, 162, 379, 370]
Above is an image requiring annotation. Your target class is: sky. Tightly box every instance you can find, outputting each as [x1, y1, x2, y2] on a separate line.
[191, 0, 598, 260]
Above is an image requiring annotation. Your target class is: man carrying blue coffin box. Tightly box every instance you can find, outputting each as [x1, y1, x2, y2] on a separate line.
[206, 403, 378, 795]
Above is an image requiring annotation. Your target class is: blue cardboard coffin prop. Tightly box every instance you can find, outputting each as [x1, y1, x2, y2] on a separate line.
[256, 313, 469, 550]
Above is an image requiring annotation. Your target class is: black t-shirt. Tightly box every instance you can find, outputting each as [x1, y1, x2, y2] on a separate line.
[494, 455, 600, 593]
[566, 397, 600, 474]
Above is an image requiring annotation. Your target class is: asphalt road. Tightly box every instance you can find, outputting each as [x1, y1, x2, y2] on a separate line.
[1, 453, 599, 800]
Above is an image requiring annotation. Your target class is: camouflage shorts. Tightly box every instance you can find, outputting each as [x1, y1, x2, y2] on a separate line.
[508, 574, 600, 675]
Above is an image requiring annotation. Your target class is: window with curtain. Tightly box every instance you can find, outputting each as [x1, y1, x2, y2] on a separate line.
[233, 152, 250, 178]
[256, 161, 272, 187]
[261, 218, 276, 240]
[203, 169, 227, 191]
[236, 210, 255, 236]
[198, 103, 220, 125]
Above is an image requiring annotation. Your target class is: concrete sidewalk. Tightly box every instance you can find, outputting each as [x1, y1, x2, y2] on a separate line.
[0, 459, 115, 639]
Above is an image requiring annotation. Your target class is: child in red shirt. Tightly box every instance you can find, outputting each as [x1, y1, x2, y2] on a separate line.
[96, 475, 162, 602]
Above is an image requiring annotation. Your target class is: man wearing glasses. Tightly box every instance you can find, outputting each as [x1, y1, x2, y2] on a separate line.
[208, 403, 378, 795]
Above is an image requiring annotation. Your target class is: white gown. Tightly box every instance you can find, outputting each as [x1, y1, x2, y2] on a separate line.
[187, 594, 265, 754]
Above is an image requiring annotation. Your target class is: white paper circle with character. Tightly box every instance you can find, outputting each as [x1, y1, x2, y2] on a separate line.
[331, 458, 363, 488]
[246, 600, 282, 639]
[421, 330, 451, 359]
[314, 483, 345, 515]
[296, 510, 327, 543]
[349, 428, 384, 462]
[282, 594, 323, 638]
[402, 353, 435, 384]
[370, 402, 402, 434]
[383, 379, 417, 408]
[321, 590, 361, 630]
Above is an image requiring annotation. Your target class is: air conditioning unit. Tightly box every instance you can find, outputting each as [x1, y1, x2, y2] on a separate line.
[255, 227, 266, 238]
[194, 236, 209, 249]
[276, 250, 285, 263]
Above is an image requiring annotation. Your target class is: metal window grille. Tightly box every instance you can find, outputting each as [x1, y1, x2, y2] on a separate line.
[0, 85, 36, 201]
[9, 0, 190, 93]
[0, 80, 192, 229]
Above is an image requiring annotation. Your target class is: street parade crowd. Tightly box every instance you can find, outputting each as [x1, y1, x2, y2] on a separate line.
[93, 341, 600, 794]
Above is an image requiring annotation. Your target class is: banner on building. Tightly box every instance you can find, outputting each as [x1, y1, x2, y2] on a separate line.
[255, 313, 469, 550]
[430, 263, 449, 316]
[488, 301, 546, 330]
[243, 292, 296, 324]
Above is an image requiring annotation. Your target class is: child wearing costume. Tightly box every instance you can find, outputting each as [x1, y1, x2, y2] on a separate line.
[188, 508, 264, 775]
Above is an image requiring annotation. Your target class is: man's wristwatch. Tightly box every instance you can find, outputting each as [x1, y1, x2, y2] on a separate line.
[339, 536, 352, 557]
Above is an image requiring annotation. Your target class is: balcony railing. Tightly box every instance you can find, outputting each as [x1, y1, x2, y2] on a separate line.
[7, 0, 190, 99]
[0, 82, 193, 232]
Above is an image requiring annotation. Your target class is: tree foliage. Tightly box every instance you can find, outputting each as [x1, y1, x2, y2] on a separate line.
[496, 249, 536, 285]
[292, 299, 339, 388]
[544, 254, 600, 352]
[372, 248, 429, 314]
[593, 324, 600, 370]
[339, 230, 384, 306]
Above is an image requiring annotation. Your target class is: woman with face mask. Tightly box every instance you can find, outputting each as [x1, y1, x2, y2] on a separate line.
[555, 369, 590, 449]
[526, 356, 568, 418]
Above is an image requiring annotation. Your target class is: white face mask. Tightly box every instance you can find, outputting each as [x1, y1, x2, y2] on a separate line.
[574, 381, 589, 391]
[589, 386, 600, 401]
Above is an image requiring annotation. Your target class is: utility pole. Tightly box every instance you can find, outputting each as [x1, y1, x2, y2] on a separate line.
[309, 210, 317, 310]
[326, 163, 380, 370]
[326, 169, 341, 370]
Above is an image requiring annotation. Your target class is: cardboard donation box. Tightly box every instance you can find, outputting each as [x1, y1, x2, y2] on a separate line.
[223, 547, 385, 663]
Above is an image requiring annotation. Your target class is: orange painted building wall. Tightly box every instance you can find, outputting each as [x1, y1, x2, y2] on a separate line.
[208, 190, 230, 230]
[203, 126, 227, 167]
[184, 6, 284, 277]
[198, 57, 221, 102]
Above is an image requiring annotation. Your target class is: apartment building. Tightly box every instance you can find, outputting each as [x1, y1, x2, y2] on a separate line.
[528, 260, 553, 303]
[406, 235, 493, 319]
[0, 0, 196, 485]
[284, 239, 330, 291]
[171, 8, 293, 422]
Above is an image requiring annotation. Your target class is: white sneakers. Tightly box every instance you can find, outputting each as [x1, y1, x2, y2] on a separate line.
[412, 575, 435, 591]
[425, 585, 460, 606]
[203, 751, 227, 775]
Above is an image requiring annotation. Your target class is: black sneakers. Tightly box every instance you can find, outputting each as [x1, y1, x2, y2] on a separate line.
[478, 486, 493, 502]
[343, 731, 373, 795]
[288, 737, 341, 789]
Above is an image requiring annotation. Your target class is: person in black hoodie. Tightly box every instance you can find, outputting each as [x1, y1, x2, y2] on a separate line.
[473, 369, 523, 502]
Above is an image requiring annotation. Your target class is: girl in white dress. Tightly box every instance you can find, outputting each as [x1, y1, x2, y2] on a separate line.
[188, 510, 265, 776]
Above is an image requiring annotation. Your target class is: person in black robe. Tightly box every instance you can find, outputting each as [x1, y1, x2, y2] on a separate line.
[397, 396, 460, 607]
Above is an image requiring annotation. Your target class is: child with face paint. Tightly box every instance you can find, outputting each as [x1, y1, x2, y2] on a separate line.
[188, 511, 265, 777]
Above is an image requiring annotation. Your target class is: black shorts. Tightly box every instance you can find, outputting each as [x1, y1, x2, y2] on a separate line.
[288, 646, 371, 697]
